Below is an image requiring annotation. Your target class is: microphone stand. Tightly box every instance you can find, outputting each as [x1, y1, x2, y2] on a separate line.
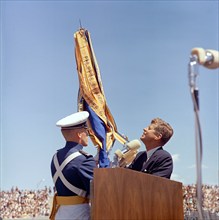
[188, 55, 205, 220]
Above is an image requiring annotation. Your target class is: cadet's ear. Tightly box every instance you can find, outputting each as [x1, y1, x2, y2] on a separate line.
[77, 132, 82, 138]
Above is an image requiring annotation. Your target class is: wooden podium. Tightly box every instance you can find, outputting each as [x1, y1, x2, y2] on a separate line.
[91, 168, 183, 220]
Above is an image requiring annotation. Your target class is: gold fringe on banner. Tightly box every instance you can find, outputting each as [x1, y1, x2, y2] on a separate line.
[74, 28, 127, 151]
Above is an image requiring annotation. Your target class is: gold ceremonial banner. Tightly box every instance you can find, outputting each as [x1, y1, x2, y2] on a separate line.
[74, 28, 127, 151]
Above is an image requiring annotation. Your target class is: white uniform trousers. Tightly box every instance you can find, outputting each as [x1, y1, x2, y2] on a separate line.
[55, 203, 90, 220]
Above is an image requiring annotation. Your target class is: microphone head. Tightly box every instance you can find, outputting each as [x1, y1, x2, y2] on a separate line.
[191, 47, 206, 64]
[113, 139, 141, 160]
[204, 49, 219, 69]
[191, 47, 219, 69]
[126, 139, 141, 150]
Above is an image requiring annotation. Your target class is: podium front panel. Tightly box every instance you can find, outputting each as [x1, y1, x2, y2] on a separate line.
[91, 168, 183, 220]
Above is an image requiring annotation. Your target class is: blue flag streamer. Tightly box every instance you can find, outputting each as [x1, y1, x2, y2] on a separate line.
[84, 101, 110, 167]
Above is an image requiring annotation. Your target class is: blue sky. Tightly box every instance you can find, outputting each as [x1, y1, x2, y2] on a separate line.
[1, 1, 218, 190]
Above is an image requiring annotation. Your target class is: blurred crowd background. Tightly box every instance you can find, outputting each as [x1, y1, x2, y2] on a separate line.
[183, 185, 219, 220]
[0, 184, 218, 219]
[0, 186, 51, 219]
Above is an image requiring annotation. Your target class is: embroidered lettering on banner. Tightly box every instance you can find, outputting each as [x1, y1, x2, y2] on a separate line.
[74, 29, 127, 150]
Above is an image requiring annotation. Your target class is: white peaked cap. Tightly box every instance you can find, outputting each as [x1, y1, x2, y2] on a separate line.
[56, 111, 89, 128]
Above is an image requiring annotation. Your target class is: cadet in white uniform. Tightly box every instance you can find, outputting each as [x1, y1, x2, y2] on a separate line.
[50, 111, 97, 220]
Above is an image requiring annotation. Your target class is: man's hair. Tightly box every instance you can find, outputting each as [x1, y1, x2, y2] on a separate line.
[151, 118, 174, 146]
[61, 128, 79, 141]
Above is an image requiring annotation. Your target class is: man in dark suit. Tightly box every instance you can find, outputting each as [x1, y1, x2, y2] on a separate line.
[128, 118, 174, 179]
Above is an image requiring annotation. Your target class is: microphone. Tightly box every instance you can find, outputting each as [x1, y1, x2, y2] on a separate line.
[111, 139, 141, 167]
[115, 139, 141, 156]
[191, 48, 219, 69]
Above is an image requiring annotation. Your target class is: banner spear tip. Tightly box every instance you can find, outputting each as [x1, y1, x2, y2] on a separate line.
[79, 19, 83, 29]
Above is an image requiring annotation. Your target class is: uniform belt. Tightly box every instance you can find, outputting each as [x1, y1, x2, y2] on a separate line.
[49, 193, 89, 220]
[56, 195, 89, 205]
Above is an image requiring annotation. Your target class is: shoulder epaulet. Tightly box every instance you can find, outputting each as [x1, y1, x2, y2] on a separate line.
[79, 150, 91, 157]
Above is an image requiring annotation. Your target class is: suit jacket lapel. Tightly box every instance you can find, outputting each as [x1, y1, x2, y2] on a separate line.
[141, 147, 163, 173]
